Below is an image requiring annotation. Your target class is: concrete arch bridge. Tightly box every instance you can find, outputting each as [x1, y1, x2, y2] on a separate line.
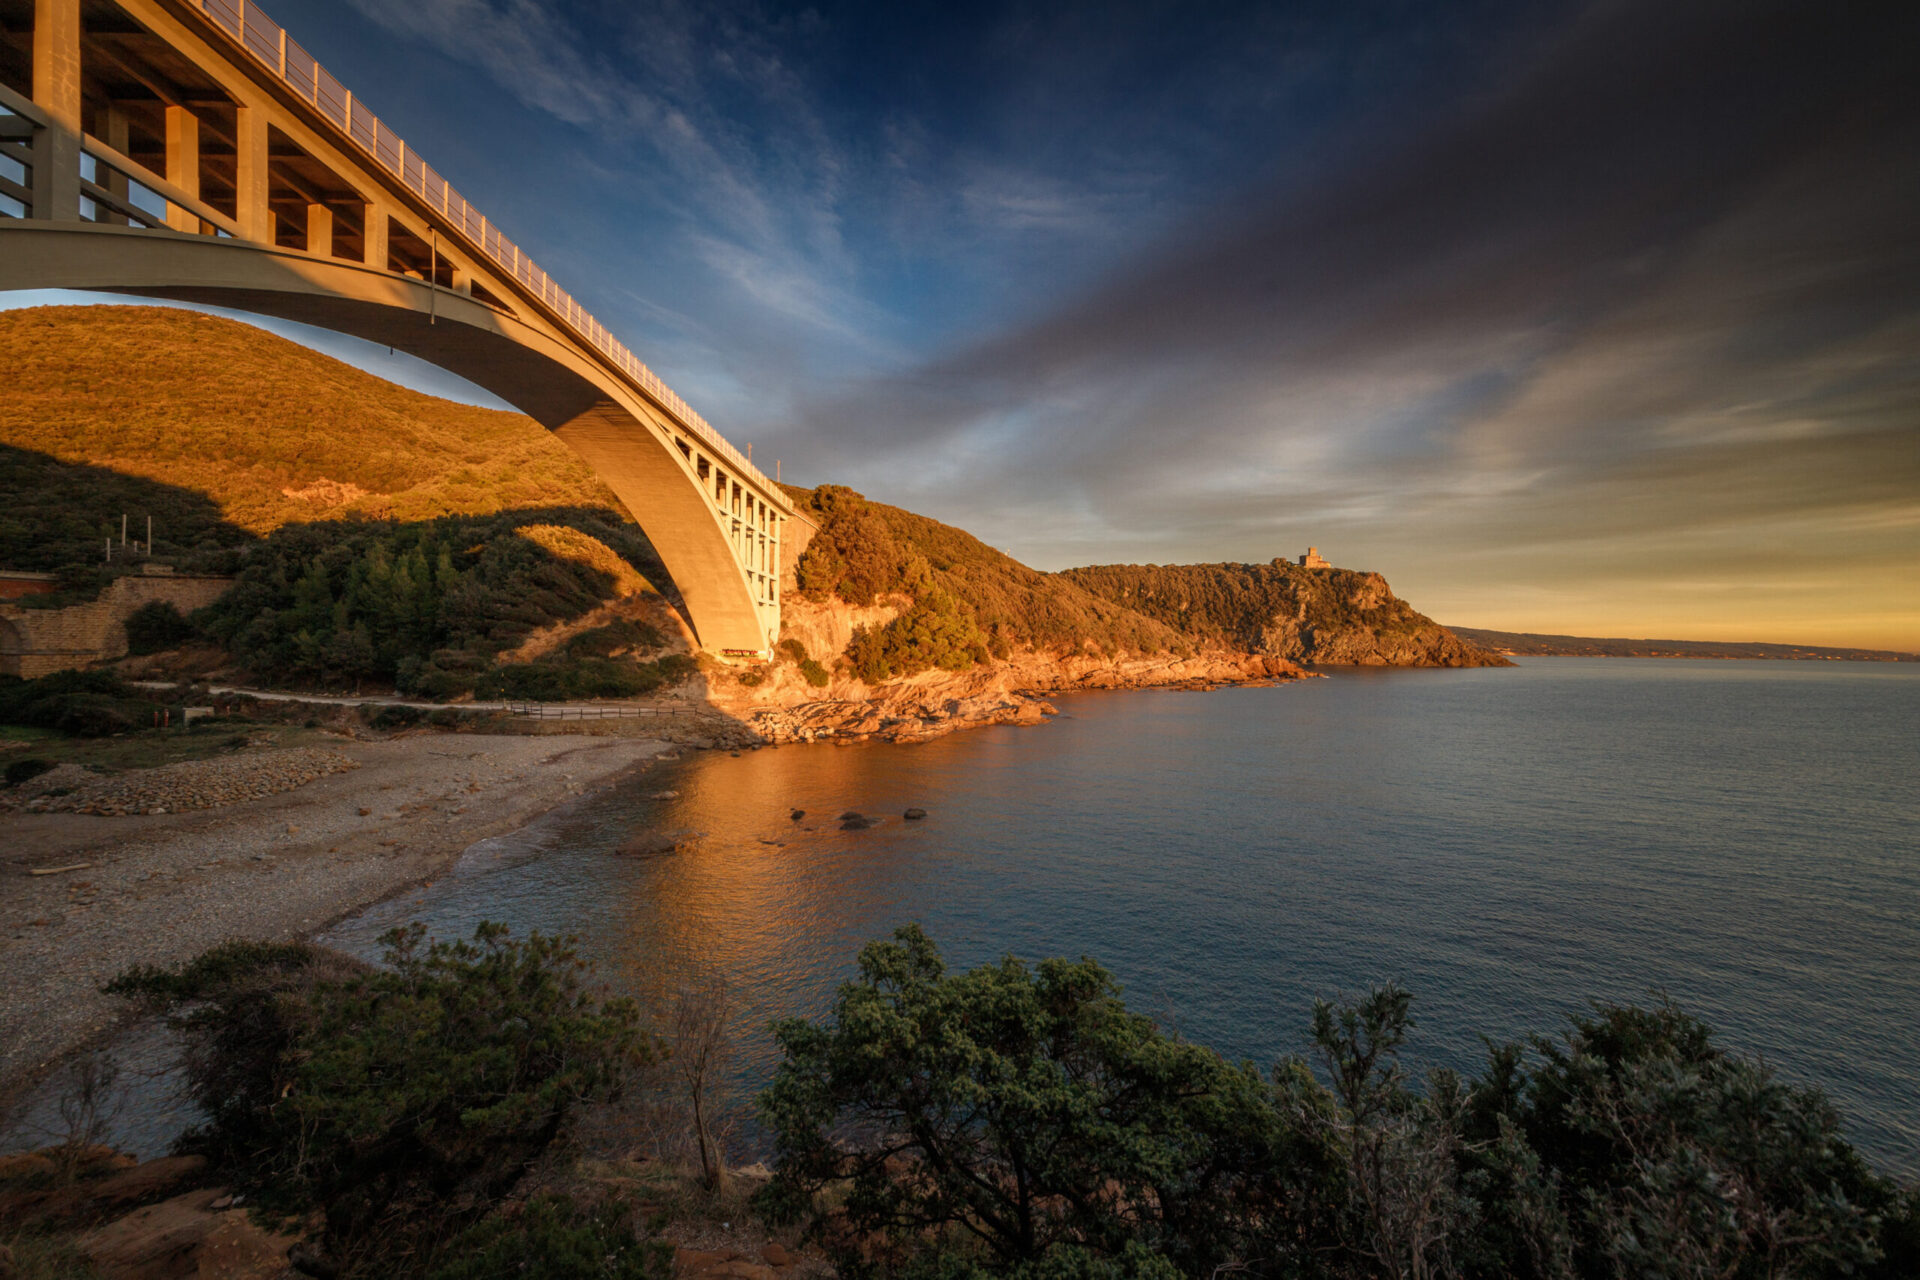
[0, 0, 803, 656]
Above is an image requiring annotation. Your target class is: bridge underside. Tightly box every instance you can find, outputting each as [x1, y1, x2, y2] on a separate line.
[0, 222, 781, 653]
[0, 0, 792, 655]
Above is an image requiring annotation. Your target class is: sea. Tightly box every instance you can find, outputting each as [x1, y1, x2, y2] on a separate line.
[15, 658, 1920, 1175]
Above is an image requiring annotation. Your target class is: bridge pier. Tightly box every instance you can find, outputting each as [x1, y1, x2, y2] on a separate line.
[31, 0, 82, 223]
[162, 105, 199, 232]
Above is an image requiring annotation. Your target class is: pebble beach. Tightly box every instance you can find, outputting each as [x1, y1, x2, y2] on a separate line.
[0, 730, 674, 1117]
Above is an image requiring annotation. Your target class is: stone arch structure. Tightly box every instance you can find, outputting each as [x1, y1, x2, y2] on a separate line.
[0, 616, 26, 677]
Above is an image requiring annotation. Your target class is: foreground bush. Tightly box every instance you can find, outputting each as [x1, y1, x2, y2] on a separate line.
[423, 1194, 669, 1280]
[108, 924, 653, 1276]
[758, 925, 1333, 1277]
[760, 927, 1916, 1280]
[0, 669, 153, 737]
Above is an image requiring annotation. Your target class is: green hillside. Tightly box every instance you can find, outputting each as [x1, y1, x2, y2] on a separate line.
[785, 484, 1186, 679]
[0, 304, 619, 570]
[2, 305, 685, 696]
[1060, 560, 1506, 667]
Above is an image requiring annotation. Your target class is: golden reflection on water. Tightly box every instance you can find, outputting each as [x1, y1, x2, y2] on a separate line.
[595, 735, 997, 1041]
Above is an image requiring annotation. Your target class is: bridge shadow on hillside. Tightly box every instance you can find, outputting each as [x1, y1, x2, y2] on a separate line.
[0, 448, 770, 735]
[0, 444, 258, 574]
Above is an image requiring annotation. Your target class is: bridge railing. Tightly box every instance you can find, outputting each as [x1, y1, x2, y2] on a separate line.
[504, 702, 695, 720]
[0, 98, 34, 218]
[187, 0, 779, 500]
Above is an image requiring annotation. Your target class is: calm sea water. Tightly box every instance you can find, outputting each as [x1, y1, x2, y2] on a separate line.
[319, 657, 1920, 1176]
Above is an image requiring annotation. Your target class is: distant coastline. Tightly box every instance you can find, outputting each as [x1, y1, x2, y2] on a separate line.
[1451, 627, 1918, 663]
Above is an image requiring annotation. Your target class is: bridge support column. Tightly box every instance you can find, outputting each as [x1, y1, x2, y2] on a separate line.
[233, 105, 271, 241]
[306, 203, 333, 257]
[362, 205, 388, 269]
[163, 105, 199, 233]
[98, 104, 130, 224]
[30, 0, 82, 223]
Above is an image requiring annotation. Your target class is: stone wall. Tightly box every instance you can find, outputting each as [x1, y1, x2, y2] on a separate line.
[0, 572, 234, 677]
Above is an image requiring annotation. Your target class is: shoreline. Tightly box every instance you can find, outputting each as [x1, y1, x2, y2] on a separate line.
[0, 729, 677, 1125]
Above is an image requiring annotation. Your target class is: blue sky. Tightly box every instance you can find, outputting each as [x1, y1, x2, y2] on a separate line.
[22, 0, 1918, 646]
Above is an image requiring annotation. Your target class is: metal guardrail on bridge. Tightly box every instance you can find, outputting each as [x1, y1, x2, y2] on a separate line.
[185, 0, 778, 499]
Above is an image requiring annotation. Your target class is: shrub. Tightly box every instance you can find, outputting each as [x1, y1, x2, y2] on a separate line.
[563, 618, 665, 659]
[368, 704, 426, 731]
[423, 1195, 669, 1280]
[776, 637, 808, 664]
[757, 925, 1291, 1276]
[122, 600, 197, 655]
[843, 591, 991, 684]
[5, 757, 55, 786]
[759, 928, 1914, 1280]
[107, 924, 652, 1275]
[0, 670, 149, 737]
[798, 657, 830, 687]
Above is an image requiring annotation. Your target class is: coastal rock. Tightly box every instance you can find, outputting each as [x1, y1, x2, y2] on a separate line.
[618, 829, 703, 856]
[904, 808, 927, 820]
[78, 1188, 298, 1280]
[840, 814, 875, 830]
[789, 808, 804, 821]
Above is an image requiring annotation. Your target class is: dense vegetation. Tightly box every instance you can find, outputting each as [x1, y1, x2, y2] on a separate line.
[0, 669, 161, 738]
[0, 443, 254, 578]
[3, 305, 701, 698]
[109, 924, 657, 1277]
[788, 485, 1183, 679]
[760, 926, 1918, 1279]
[195, 507, 689, 697]
[95, 921, 1918, 1278]
[1060, 560, 1497, 664]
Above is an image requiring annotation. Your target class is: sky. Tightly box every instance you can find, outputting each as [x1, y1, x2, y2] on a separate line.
[22, 0, 1919, 647]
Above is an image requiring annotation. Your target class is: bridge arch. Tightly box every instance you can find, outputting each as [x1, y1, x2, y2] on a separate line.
[0, 0, 797, 655]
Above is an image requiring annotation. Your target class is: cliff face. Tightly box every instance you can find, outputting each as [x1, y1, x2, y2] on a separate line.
[707, 593, 1310, 744]
[1057, 561, 1509, 668]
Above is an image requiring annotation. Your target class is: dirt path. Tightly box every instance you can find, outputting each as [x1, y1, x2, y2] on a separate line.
[0, 731, 674, 1111]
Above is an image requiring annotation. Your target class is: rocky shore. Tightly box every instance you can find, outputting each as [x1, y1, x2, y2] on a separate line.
[10, 747, 362, 817]
[718, 646, 1312, 745]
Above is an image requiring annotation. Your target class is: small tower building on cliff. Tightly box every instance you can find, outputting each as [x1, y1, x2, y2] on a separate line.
[1298, 547, 1331, 569]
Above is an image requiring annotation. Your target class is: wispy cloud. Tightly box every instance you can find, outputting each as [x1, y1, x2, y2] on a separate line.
[308, 0, 1916, 645]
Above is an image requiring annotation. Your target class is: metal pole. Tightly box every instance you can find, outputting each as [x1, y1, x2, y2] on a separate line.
[429, 229, 437, 324]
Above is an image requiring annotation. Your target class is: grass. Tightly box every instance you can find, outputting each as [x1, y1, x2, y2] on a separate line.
[0, 720, 334, 775]
[0, 304, 625, 574]
[0, 1230, 107, 1280]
